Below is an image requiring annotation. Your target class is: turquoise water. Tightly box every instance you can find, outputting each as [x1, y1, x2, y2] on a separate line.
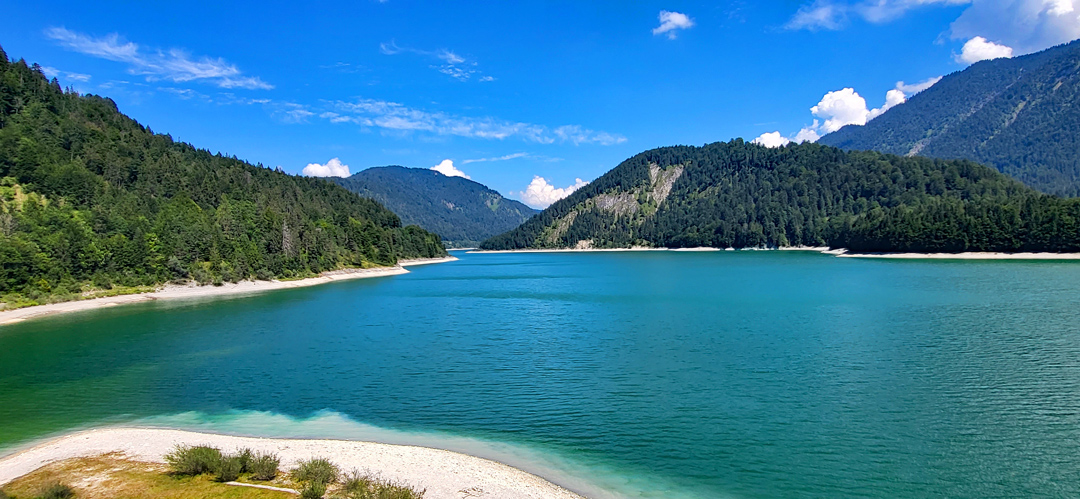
[3, 251, 1080, 497]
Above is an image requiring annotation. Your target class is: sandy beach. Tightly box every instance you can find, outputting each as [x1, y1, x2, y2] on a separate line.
[0, 256, 458, 326]
[0, 428, 583, 499]
[473, 246, 1080, 260]
[832, 250, 1080, 260]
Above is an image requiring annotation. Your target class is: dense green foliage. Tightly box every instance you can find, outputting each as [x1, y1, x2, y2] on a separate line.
[248, 451, 280, 481]
[820, 39, 1080, 196]
[333, 166, 536, 247]
[291, 458, 340, 485]
[164, 445, 222, 476]
[481, 140, 1080, 253]
[0, 47, 445, 306]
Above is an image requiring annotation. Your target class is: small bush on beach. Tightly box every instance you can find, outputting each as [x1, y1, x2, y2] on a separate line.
[336, 470, 425, 499]
[215, 453, 244, 482]
[0, 488, 9, 499]
[291, 458, 339, 485]
[164, 444, 222, 475]
[248, 451, 280, 481]
[235, 448, 254, 473]
[37, 482, 75, 499]
[299, 481, 326, 499]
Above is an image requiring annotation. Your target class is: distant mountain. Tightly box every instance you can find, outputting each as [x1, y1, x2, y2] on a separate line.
[480, 140, 1080, 253]
[0, 47, 445, 306]
[334, 166, 537, 247]
[819, 40, 1080, 197]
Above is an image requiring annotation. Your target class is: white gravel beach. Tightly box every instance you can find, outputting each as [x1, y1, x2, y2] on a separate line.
[0, 256, 458, 326]
[0, 427, 583, 499]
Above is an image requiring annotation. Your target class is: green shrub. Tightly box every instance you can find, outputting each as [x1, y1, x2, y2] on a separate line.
[299, 481, 326, 499]
[291, 458, 339, 485]
[341, 470, 373, 495]
[37, 482, 75, 499]
[337, 470, 425, 499]
[164, 444, 222, 475]
[248, 451, 280, 481]
[236, 448, 254, 473]
[0, 488, 10, 499]
[215, 453, 243, 482]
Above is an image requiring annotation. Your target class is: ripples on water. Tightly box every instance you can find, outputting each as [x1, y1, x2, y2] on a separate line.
[2, 251, 1080, 498]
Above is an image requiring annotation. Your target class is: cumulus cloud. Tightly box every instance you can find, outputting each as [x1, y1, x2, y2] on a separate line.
[431, 159, 470, 179]
[325, 98, 626, 144]
[757, 76, 942, 145]
[955, 36, 1015, 64]
[302, 158, 351, 177]
[518, 176, 589, 209]
[45, 27, 271, 90]
[653, 11, 695, 39]
[752, 131, 792, 148]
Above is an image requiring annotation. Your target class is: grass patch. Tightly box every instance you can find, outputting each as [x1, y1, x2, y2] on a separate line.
[299, 481, 326, 499]
[0, 455, 293, 498]
[37, 483, 75, 499]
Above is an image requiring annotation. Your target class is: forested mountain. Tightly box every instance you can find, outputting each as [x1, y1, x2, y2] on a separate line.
[819, 39, 1080, 196]
[334, 166, 537, 247]
[480, 140, 1080, 253]
[0, 46, 445, 307]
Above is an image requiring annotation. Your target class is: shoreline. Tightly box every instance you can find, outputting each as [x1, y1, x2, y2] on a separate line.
[470, 246, 1080, 260]
[0, 256, 458, 326]
[0, 427, 583, 499]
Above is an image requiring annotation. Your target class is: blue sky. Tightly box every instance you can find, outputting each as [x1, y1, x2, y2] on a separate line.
[4, 1, 1079, 207]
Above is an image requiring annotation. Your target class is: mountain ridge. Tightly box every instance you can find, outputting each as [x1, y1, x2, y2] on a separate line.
[333, 166, 537, 247]
[481, 140, 1080, 253]
[819, 39, 1080, 196]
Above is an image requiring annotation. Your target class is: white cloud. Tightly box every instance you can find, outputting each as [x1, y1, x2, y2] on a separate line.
[302, 158, 351, 177]
[462, 152, 529, 164]
[950, 0, 1080, 55]
[786, 1, 1080, 58]
[786, 1, 847, 30]
[812, 88, 871, 133]
[45, 27, 271, 90]
[518, 176, 588, 209]
[553, 125, 627, 146]
[752, 131, 792, 148]
[761, 76, 941, 143]
[40, 65, 91, 82]
[794, 123, 823, 143]
[955, 36, 1015, 64]
[380, 40, 487, 81]
[653, 11, 695, 39]
[896, 76, 943, 94]
[326, 98, 626, 144]
[431, 159, 471, 179]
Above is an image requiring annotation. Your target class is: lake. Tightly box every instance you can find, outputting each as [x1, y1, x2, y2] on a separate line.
[2, 251, 1080, 498]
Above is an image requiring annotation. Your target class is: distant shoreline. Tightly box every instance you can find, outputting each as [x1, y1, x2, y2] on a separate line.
[0, 256, 458, 326]
[0, 427, 583, 499]
[470, 246, 1080, 260]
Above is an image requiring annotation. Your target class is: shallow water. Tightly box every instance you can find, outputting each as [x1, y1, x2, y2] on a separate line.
[3, 251, 1080, 498]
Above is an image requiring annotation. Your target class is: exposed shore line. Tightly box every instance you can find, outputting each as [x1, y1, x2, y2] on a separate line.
[0, 427, 583, 499]
[0, 256, 458, 326]
[470, 246, 1080, 260]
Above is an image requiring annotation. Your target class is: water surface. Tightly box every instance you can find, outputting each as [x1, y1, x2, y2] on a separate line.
[2, 251, 1080, 498]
